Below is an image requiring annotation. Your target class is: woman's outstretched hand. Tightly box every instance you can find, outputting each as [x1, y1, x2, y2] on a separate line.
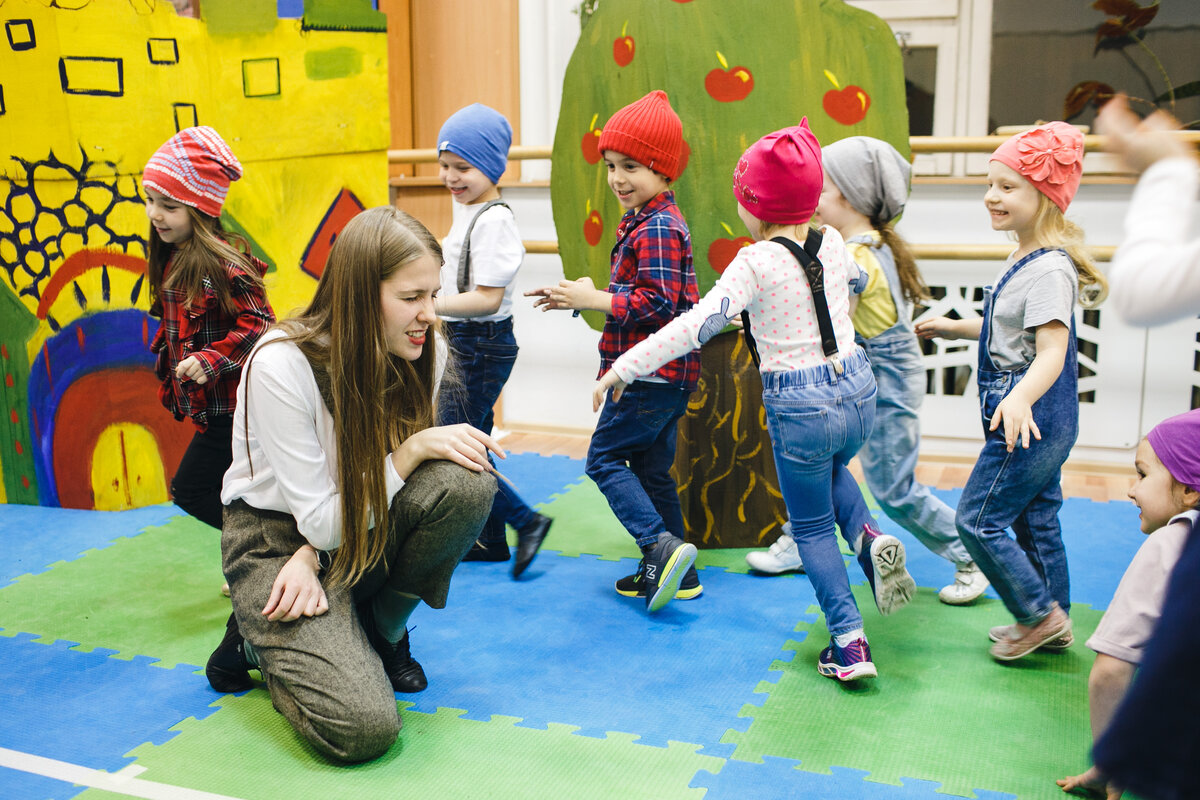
[263, 545, 329, 622]
[390, 423, 506, 480]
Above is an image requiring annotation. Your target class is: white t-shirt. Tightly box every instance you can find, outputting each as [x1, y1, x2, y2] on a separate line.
[611, 226, 860, 381]
[986, 249, 1078, 371]
[1087, 509, 1195, 664]
[221, 329, 428, 551]
[438, 199, 525, 322]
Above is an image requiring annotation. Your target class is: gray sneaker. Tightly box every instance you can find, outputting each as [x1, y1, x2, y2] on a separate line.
[643, 533, 697, 613]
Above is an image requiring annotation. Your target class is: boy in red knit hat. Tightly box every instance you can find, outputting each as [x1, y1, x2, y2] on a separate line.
[528, 90, 701, 613]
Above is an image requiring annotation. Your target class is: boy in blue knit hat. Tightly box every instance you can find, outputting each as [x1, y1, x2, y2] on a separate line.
[432, 103, 552, 580]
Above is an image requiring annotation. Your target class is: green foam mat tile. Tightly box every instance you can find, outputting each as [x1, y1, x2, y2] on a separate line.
[724, 586, 1101, 800]
[0, 515, 228, 670]
[532, 479, 643, 561]
[76, 694, 724, 800]
[532, 476, 806, 576]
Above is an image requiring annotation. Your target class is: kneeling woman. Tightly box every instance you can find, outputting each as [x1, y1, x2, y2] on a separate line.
[206, 206, 500, 762]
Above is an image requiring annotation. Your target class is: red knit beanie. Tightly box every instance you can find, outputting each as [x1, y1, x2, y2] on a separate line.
[142, 126, 242, 218]
[597, 90, 683, 180]
[990, 121, 1083, 213]
[733, 118, 824, 225]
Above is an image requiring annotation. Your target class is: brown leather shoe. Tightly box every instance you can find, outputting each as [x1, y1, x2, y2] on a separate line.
[989, 604, 1072, 661]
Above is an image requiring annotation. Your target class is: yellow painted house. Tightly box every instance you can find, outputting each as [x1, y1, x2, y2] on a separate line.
[0, 0, 391, 508]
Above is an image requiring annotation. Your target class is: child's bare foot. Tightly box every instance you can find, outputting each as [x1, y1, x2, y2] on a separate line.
[1057, 765, 1122, 799]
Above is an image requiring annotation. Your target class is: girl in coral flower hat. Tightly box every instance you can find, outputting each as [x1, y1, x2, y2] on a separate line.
[916, 122, 1109, 663]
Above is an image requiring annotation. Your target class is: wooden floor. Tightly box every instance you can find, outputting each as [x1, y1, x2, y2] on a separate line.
[499, 430, 1136, 504]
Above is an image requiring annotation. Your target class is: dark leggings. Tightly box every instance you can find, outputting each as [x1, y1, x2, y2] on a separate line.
[171, 415, 233, 529]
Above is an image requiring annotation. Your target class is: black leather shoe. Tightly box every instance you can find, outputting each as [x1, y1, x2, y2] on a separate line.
[206, 612, 255, 693]
[362, 608, 428, 693]
[512, 514, 552, 579]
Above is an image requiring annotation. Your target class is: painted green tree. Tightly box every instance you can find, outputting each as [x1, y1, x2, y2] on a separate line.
[551, 0, 911, 330]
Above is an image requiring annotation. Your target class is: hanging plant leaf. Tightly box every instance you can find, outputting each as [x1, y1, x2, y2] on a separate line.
[1155, 80, 1200, 104]
[1092, 0, 1157, 52]
[1064, 81, 1115, 119]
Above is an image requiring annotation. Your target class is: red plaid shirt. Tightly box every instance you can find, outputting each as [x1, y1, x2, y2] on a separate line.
[599, 191, 700, 390]
[150, 254, 275, 430]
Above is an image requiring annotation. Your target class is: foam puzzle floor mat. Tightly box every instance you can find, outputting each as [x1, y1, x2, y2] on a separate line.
[0, 451, 1146, 799]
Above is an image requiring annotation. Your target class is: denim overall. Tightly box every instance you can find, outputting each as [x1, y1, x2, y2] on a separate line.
[955, 248, 1078, 625]
[831, 236, 972, 565]
[439, 318, 538, 545]
[763, 346, 877, 636]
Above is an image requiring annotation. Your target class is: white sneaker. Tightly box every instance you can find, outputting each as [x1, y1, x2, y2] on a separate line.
[745, 534, 804, 574]
[938, 562, 989, 605]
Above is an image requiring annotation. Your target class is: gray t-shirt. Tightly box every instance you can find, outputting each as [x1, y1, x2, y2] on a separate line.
[987, 249, 1078, 371]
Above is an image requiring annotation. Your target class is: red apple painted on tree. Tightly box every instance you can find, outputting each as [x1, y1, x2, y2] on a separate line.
[580, 113, 602, 164]
[584, 199, 604, 247]
[705, 51, 754, 103]
[707, 223, 753, 274]
[822, 69, 871, 125]
[613, 21, 634, 67]
[678, 138, 691, 176]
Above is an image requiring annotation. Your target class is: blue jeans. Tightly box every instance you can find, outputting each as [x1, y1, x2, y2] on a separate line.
[586, 382, 691, 549]
[955, 366, 1076, 625]
[439, 319, 535, 544]
[762, 348, 877, 636]
[856, 330, 971, 565]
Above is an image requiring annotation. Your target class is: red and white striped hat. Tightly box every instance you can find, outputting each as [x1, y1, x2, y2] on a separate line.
[142, 126, 242, 218]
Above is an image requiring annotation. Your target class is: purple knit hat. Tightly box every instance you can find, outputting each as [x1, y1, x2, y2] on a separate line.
[1147, 408, 1200, 493]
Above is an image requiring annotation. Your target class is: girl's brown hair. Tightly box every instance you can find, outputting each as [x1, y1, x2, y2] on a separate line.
[270, 206, 445, 589]
[1030, 194, 1109, 308]
[872, 216, 929, 306]
[146, 206, 262, 317]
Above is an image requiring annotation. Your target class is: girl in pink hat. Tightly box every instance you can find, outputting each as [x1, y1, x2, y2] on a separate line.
[916, 122, 1108, 662]
[594, 120, 918, 682]
[143, 126, 275, 592]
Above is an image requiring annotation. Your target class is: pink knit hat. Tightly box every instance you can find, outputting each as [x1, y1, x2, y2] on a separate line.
[990, 121, 1084, 213]
[143, 126, 242, 218]
[732, 118, 823, 225]
[1147, 408, 1200, 493]
[597, 90, 683, 180]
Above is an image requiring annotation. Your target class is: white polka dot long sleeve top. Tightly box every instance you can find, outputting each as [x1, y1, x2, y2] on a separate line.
[610, 226, 861, 381]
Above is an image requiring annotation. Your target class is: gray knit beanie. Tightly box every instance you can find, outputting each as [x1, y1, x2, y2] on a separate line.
[821, 136, 911, 223]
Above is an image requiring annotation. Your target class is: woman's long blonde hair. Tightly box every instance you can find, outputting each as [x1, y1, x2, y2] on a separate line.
[147, 207, 260, 317]
[271, 206, 445, 589]
[1030, 195, 1108, 308]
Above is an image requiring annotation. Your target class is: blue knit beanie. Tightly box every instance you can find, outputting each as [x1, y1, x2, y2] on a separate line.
[437, 103, 513, 185]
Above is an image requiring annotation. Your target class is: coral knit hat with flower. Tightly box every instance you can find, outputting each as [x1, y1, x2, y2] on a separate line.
[990, 121, 1084, 213]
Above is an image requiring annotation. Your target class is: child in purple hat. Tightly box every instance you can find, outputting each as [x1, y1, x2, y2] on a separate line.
[1058, 408, 1200, 800]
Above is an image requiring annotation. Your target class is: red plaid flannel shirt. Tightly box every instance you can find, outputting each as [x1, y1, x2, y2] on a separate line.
[150, 255, 275, 430]
[599, 191, 700, 390]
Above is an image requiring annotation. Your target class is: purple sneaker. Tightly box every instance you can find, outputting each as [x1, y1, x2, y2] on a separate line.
[818, 637, 878, 681]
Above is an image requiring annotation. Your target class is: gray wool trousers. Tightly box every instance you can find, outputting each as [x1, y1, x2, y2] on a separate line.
[222, 460, 496, 762]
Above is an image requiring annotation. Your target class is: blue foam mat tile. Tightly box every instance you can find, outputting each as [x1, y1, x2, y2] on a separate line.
[492, 451, 587, 510]
[0, 765, 85, 800]
[692, 758, 990, 800]
[1, 502, 182, 587]
[406, 550, 818, 749]
[0, 631, 219, 771]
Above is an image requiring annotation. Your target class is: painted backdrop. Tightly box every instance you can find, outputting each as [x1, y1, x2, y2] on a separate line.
[0, 0, 390, 509]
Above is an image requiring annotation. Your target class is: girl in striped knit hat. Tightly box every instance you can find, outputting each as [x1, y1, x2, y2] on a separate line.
[143, 126, 275, 592]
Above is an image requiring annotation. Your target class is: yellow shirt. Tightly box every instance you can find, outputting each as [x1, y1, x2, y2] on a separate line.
[848, 233, 898, 340]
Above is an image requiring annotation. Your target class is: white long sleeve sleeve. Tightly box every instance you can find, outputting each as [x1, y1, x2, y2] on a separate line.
[1109, 157, 1200, 326]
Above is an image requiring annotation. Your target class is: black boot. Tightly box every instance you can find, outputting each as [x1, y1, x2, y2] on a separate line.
[206, 612, 255, 693]
[361, 605, 428, 693]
